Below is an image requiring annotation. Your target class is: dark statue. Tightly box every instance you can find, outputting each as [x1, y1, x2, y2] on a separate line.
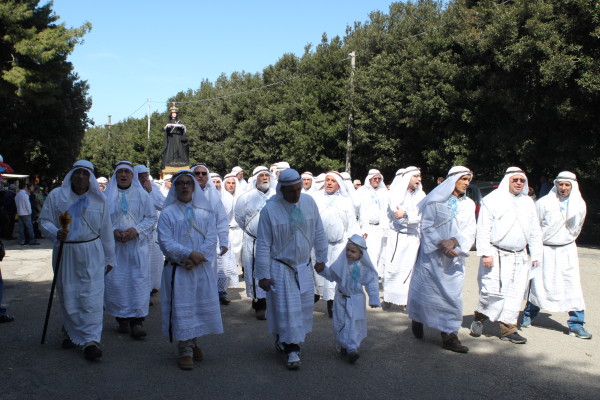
[162, 108, 189, 167]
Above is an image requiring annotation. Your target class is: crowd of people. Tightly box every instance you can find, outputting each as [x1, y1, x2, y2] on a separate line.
[0, 159, 591, 371]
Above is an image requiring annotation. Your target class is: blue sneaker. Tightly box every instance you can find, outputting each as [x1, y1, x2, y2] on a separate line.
[569, 326, 592, 339]
[521, 315, 531, 328]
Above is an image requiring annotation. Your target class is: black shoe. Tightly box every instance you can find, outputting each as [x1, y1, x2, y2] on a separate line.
[500, 332, 527, 344]
[348, 351, 360, 364]
[220, 296, 231, 305]
[314, 294, 321, 304]
[327, 300, 333, 318]
[62, 338, 77, 349]
[0, 315, 15, 323]
[412, 320, 424, 339]
[84, 344, 103, 361]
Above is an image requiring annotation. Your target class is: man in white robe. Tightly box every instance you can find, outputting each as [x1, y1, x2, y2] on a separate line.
[522, 171, 591, 339]
[311, 171, 359, 317]
[256, 169, 327, 370]
[39, 160, 115, 361]
[211, 172, 239, 305]
[191, 163, 230, 304]
[224, 173, 243, 279]
[470, 167, 543, 344]
[160, 174, 172, 196]
[135, 164, 165, 297]
[234, 166, 276, 319]
[157, 170, 222, 370]
[104, 161, 157, 338]
[407, 166, 476, 353]
[383, 167, 425, 310]
[357, 169, 389, 277]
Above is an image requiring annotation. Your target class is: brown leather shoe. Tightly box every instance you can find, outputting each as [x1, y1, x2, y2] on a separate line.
[130, 324, 147, 338]
[441, 333, 469, 353]
[117, 320, 130, 334]
[192, 345, 204, 362]
[178, 356, 194, 370]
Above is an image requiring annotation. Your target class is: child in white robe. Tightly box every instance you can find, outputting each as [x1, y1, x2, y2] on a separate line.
[315, 234, 380, 363]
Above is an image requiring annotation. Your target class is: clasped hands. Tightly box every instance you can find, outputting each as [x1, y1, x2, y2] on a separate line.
[438, 238, 459, 258]
[182, 251, 207, 270]
[113, 228, 139, 243]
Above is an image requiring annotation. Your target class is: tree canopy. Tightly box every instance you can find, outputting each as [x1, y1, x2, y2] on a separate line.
[0, 0, 91, 178]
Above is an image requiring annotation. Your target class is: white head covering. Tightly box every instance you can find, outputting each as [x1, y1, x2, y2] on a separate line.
[190, 162, 222, 211]
[313, 173, 326, 191]
[164, 174, 173, 181]
[276, 161, 291, 171]
[223, 172, 241, 199]
[552, 171, 585, 229]
[497, 166, 529, 197]
[301, 171, 314, 192]
[59, 160, 103, 205]
[389, 166, 421, 207]
[210, 172, 223, 192]
[418, 166, 473, 210]
[133, 164, 149, 175]
[231, 166, 244, 174]
[248, 166, 276, 190]
[363, 169, 385, 191]
[104, 160, 143, 206]
[324, 171, 349, 197]
[340, 171, 356, 194]
[274, 168, 302, 200]
[163, 170, 211, 211]
[96, 177, 108, 184]
[347, 234, 378, 274]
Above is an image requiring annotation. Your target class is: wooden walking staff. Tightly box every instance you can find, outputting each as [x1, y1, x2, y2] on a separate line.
[41, 210, 71, 344]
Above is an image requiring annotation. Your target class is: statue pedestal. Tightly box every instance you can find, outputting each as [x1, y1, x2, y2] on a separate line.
[161, 165, 189, 179]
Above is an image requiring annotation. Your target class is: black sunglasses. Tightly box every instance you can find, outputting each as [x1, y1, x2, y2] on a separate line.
[194, 171, 208, 176]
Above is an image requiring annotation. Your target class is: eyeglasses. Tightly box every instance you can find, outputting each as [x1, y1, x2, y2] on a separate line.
[371, 177, 382, 181]
[175, 180, 194, 186]
[511, 178, 526, 183]
[194, 171, 208, 176]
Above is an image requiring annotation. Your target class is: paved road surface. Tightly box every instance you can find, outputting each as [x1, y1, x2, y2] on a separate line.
[1, 238, 598, 399]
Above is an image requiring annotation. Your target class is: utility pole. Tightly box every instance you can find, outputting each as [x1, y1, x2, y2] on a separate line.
[147, 98, 151, 169]
[345, 51, 356, 175]
[105, 115, 112, 138]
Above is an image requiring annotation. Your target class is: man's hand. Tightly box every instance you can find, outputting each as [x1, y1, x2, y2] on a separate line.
[439, 239, 459, 258]
[482, 256, 494, 268]
[105, 265, 113, 275]
[57, 229, 68, 242]
[113, 229, 124, 242]
[142, 180, 152, 193]
[123, 227, 138, 242]
[188, 251, 207, 266]
[259, 278, 275, 291]
[362, 233, 368, 239]
[314, 262, 325, 273]
[183, 258, 196, 270]
[219, 246, 228, 256]
[532, 260, 538, 268]
[394, 205, 407, 219]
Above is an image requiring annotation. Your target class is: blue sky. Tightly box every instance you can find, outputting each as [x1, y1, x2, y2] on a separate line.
[51, 0, 396, 126]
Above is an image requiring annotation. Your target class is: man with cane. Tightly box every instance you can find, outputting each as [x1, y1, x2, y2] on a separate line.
[39, 160, 115, 361]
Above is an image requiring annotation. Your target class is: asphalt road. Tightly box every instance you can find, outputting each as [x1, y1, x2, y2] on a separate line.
[1, 238, 598, 400]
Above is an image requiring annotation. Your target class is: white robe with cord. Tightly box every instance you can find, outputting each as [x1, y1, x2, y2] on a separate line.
[157, 201, 222, 341]
[216, 191, 239, 292]
[148, 183, 165, 291]
[407, 196, 476, 333]
[357, 186, 389, 276]
[312, 191, 359, 300]
[475, 193, 543, 324]
[528, 193, 586, 312]
[319, 257, 380, 351]
[40, 189, 115, 345]
[234, 188, 275, 300]
[255, 194, 327, 344]
[383, 189, 425, 305]
[104, 186, 157, 318]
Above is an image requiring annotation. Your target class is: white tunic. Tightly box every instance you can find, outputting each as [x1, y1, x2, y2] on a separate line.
[104, 186, 157, 318]
[157, 201, 223, 341]
[529, 192, 586, 312]
[383, 189, 425, 305]
[312, 191, 360, 300]
[407, 196, 476, 333]
[255, 194, 327, 344]
[234, 187, 275, 299]
[148, 183, 165, 291]
[357, 186, 389, 275]
[39, 189, 115, 345]
[475, 192, 543, 324]
[319, 258, 380, 351]
[216, 191, 239, 292]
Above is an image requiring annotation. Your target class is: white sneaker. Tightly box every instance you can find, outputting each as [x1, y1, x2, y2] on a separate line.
[286, 351, 301, 370]
[470, 320, 483, 337]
